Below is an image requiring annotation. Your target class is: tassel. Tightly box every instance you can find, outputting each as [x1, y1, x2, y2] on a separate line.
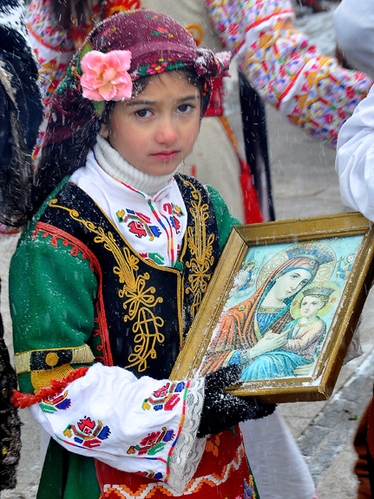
[240, 159, 264, 224]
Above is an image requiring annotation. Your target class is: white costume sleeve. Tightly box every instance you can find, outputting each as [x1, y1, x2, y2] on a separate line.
[336, 84, 374, 222]
[29, 363, 206, 494]
[334, 0, 374, 78]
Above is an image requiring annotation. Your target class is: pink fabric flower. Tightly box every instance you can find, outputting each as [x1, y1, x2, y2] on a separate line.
[80, 50, 132, 101]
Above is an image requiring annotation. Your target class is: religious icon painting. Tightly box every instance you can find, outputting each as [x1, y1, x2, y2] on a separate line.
[170, 213, 374, 403]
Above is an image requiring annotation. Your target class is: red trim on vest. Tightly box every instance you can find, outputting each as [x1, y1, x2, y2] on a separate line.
[33, 222, 113, 366]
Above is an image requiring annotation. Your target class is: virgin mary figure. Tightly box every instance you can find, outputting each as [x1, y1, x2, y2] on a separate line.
[200, 244, 334, 375]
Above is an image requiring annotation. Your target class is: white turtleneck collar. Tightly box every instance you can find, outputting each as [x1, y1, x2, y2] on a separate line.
[94, 134, 180, 197]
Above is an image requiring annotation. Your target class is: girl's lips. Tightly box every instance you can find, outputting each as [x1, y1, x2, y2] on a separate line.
[151, 151, 180, 161]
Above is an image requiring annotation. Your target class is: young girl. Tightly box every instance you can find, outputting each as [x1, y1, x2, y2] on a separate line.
[9, 10, 274, 499]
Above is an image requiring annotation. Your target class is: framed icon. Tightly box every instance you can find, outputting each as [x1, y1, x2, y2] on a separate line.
[170, 213, 374, 402]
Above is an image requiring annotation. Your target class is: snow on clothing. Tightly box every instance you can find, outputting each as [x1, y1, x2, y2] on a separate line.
[334, 0, 374, 79]
[205, 0, 373, 148]
[240, 317, 325, 380]
[10, 142, 258, 498]
[26, 0, 272, 224]
[336, 84, 374, 221]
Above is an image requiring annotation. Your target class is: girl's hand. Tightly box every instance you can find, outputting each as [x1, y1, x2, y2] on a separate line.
[197, 365, 275, 437]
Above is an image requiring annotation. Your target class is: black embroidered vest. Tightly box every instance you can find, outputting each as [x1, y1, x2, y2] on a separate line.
[36, 174, 220, 379]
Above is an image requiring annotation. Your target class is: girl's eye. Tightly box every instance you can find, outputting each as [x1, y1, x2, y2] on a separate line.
[177, 103, 193, 113]
[135, 109, 152, 118]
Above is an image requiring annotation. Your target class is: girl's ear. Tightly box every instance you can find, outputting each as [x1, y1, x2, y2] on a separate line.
[100, 122, 109, 139]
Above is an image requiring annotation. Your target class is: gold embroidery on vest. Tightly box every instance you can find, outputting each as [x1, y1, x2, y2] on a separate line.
[49, 200, 165, 372]
[180, 180, 215, 317]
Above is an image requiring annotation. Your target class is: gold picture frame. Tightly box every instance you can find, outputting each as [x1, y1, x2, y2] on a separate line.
[170, 213, 374, 403]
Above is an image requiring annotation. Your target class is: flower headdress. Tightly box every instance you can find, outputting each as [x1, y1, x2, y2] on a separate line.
[44, 10, 231, 145]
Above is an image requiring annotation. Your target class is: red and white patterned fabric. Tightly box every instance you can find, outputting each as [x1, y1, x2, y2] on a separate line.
[205, 0, 373, 148]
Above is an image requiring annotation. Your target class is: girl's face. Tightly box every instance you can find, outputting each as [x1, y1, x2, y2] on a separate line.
[273, 269, 312, 302]
[105, 71, 201, 176]
[300, 295, 324, 320]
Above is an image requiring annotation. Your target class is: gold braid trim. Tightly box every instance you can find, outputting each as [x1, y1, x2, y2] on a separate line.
[48, 200, 165, 373]
[14, 344, 95, 375]
[31, 365, 74, 392]
[181, 179, 215, 318]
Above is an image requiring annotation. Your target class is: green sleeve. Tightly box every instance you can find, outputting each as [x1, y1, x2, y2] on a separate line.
[9, 224, 98, 394]
[206, 184, 241, 254]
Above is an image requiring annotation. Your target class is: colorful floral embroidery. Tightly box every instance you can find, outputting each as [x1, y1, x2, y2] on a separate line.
[40, 389, 71, 413]
[113, 190, 185, 266]
[135, 469, 163, 480]
[142, 381, 185, 412]
[137, 58, 186, 77]
[244, 475, 256, 499]
[62, 416, 110, 449]
[116, 209, 162, 240]
[127, 427, 175, 456]
[153, 27, 173, 38]
[116, 204, 183, 243]
[97, 26, 118, 49]
[138, 251, 165, 265]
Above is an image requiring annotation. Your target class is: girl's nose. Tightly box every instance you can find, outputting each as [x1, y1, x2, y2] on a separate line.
[155, 117, 178, 144]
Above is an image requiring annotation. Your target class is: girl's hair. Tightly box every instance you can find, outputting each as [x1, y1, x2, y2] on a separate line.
[33, 116, 100, 213]
[50, 0, 104, 31]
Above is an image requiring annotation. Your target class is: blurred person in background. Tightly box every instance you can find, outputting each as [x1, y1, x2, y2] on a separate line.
[335, 2, 374, 496]
[0, 0, 43, 490]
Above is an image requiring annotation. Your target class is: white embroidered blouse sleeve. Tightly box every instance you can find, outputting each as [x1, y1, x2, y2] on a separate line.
[29, 363, 205, 493]
[336, 84, 374, 222]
